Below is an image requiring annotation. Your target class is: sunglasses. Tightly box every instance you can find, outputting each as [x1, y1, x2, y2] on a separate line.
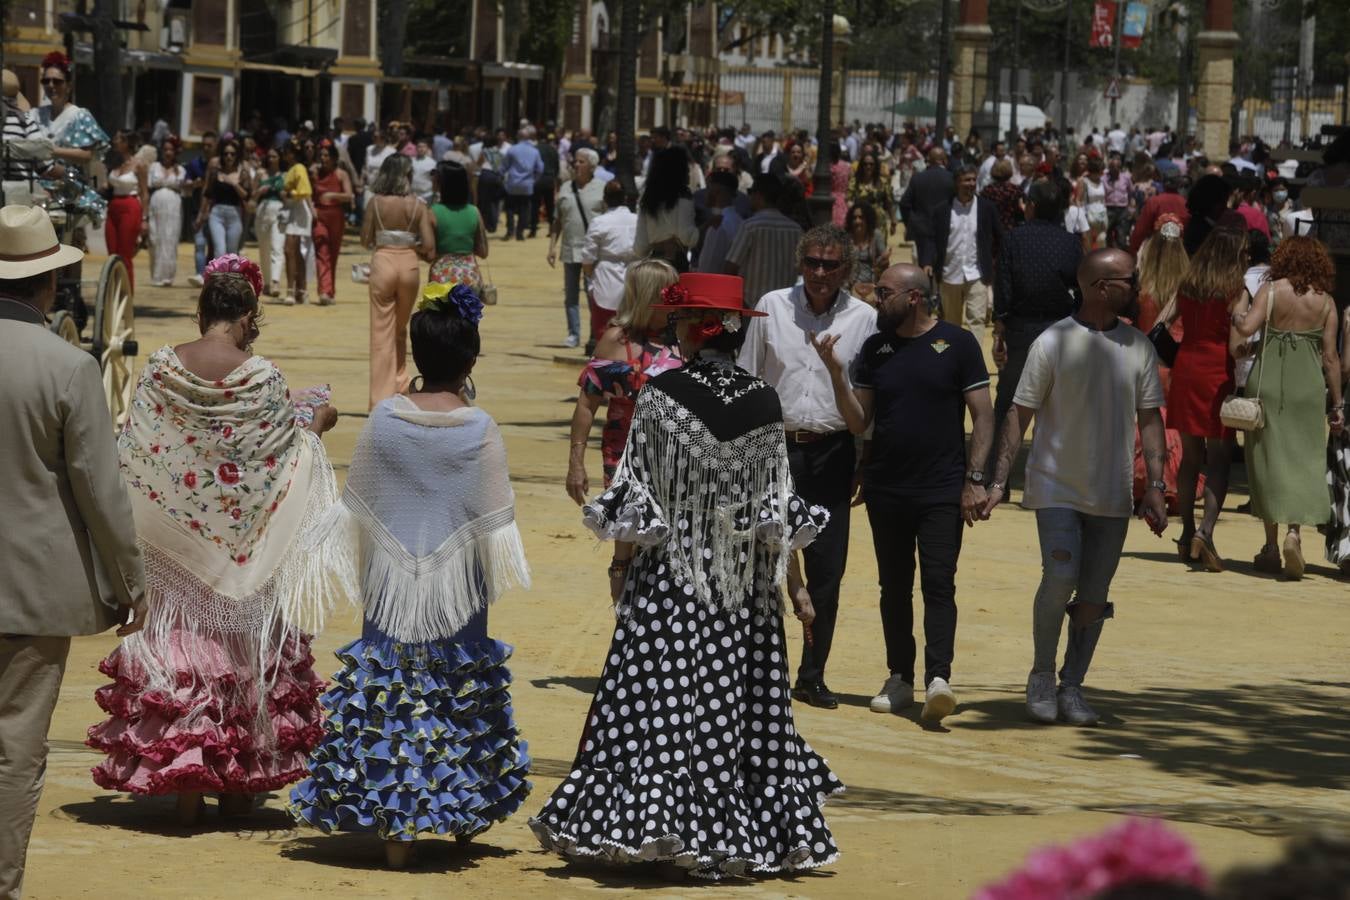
[40, 77, 66, 86]
[802, 256, 843, 273]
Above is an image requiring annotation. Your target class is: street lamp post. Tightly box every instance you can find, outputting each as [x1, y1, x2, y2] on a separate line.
[808, 0, 836, 226]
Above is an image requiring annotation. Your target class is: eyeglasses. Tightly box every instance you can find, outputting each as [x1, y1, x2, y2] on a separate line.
[873, 285, 923, 303]
[40, 77, 65, 86]
[1097, 273, 1139, 290]
[802, 256, 844, 273]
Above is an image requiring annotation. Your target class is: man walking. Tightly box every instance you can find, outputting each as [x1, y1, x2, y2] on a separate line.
[503, 127, 543, 241]
[933, 164, 1003, 344]
[548, 147, 605, 348]
[724, 173, 803, 308]
[813, 263, 993, 722]
[0, 207, 146, 897]
[990, 179, 1082, 479]
[985, 248, 1168, 726]
[738, 225, 877, 709]
[695, 170, 744, 274]
[899, 147, 954, 277]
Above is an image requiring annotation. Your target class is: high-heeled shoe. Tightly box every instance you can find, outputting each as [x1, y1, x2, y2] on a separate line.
[1175, 533, 1195, 563]
[1190, 532, 1224, 572]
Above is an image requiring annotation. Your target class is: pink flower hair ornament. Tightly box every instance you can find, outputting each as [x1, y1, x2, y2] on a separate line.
[204, 254, 264, 300]
[973, 818, 1209, 900]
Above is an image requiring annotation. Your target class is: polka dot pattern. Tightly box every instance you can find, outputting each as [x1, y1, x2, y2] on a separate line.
[530, 591, 844, 879]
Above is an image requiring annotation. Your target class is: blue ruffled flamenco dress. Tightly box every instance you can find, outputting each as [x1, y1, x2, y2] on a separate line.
[289, 609, 531, 841]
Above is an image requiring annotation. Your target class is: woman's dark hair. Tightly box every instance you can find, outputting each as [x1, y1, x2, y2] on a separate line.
[318, 142, 338, 165]
[699, 316, 749, 355]
[282, 139, 302, 162]
[437, 161, 471, 208]
[217, 139, 241, 167]
[1187, 173, 1233, 218]
[103, 149, 125, 170]
[1246, 229, 1271, 267]
[410, 308, 479, 385]
[198, 273, 260, 328]
[846, 201, 877, 235]
[640, 146, 692, 216]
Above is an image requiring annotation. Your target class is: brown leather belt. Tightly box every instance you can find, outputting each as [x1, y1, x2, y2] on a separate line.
[785, 429, 844, 444]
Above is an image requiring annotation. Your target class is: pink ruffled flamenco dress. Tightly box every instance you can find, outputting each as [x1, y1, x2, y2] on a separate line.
[88, 631, 324, 795]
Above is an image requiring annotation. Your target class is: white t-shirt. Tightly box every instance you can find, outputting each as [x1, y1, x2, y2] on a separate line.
[1064, 204, 1091, 236]
[1107, 129, 1127, 154]
[1013, 317, 1164, 517]
[363, 145, 395, 187]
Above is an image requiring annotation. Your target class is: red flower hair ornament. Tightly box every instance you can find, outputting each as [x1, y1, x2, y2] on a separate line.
[204, 254, 264, 300]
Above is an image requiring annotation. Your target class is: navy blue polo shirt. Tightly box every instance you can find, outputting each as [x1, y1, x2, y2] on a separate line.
[852, 320, 989, 503]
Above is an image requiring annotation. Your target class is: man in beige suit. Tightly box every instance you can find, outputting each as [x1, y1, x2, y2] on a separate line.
[0, 207, 146, 899]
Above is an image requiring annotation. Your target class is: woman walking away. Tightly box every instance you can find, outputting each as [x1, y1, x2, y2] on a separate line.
[280, 140, 314, 305]
[533, 273, 843, 880]
[428, 160, 489, 289]
[196, 139, 252, 263]
[290, 284, 531, 868]
[1167, 225, 1246, 571]
[1325, 297, 1350, 575]
[845, 201, 890, 302]
[87, 254, 343, 825]
[311, 142, 353, 306]
[147, 137, 186, 287]
[1232, 235, 1343, 579]
[252, 147, 285, 298]
[633, 146, 698, 271]
[362, 153, 435, 409]
[104, 132, 149, 292]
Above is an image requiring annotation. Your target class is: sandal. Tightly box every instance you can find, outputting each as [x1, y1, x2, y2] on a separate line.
[1190, 532, 1224, 572]
[1282, 532, 1305, 580]
[1175, 531, 1195, 563]
[1253, 544, 1281, 574]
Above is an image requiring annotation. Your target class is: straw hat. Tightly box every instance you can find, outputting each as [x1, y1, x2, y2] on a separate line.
[0, 206, 83, 278]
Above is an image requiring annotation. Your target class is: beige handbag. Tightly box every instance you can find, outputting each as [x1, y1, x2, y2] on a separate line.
[1219, 291, 1271, 431]
[479, 256, 498, 305]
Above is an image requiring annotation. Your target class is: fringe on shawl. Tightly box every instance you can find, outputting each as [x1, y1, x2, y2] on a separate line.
[118, 432, 351, 736]
[303, 494, 531, 645]
[609, 386, 798, 616]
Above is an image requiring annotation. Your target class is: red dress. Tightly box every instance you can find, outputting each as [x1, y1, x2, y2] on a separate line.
[1167, 293, 1234, 438]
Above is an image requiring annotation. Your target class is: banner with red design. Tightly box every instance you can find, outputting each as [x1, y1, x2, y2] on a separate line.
[1090, 0, 1117, 48]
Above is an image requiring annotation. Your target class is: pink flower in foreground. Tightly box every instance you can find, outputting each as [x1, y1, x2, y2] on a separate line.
[973, 819, 1207, 900]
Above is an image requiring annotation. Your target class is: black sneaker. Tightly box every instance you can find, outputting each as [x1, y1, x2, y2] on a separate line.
[791, 682, 839, 710]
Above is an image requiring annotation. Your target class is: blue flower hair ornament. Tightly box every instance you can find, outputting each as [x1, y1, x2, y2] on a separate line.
[416, 282, 484, 325]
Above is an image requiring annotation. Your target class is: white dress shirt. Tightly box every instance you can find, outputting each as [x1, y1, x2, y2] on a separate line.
[942, 197, 981, 285]
[737, 285, 878, 433]
[581, 206, 639, 311]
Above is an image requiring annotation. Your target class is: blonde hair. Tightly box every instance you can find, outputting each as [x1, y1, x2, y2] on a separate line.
[1178, 226, 1247, 302]
[612, 258, 678, 333]
[1137, 232, 1190, 309]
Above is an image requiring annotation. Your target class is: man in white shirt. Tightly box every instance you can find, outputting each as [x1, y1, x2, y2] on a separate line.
[410, 139, 438, 204]
[977, 139, 1007, 192]
[935, 165, 1002, 344]
[695, 171, 744, 274]
[735, 123, 756, 152]
[1106, 123, 1127, 155]
[738, 225, 877, 710]
[986, 248, 1168, 727]
[361, 129, 395, 217]
[581, 180, 638, 342]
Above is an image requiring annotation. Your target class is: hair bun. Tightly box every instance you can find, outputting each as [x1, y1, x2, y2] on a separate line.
[204, 253, 263, 299]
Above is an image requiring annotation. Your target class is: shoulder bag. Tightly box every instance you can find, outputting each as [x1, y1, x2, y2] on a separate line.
[1218, 291, 1273, 431]
[1147, 293, 1181, 368]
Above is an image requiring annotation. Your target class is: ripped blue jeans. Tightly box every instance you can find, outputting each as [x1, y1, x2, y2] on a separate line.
[1032, 508, 1129, 688]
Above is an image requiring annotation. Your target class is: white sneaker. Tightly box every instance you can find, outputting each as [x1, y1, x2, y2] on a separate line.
[1057, 685, 1099, 726]
[868, 674, 914, 713]
[564, 334, 580, 348]
[921, 677, 957, 722]
[186, 274, 203, 288]
[1026, 671, 1058, 723]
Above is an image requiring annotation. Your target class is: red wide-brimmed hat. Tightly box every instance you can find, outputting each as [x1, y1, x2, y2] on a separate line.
[650, 273, 767, 316]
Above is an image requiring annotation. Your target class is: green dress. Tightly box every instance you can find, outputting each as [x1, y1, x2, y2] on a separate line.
[1247, 299, 1332, 525]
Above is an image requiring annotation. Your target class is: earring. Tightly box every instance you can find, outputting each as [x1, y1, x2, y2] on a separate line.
[462, 375, 477, 403]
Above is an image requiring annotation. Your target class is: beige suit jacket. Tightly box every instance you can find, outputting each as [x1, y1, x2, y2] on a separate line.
[0, 297, 145, 636]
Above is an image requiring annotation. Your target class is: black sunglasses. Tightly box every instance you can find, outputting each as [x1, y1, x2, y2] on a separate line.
[803, 256, 843, 273]
[40, 77, 66, 86]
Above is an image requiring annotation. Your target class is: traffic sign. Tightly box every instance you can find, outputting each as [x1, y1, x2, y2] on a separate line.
[1104, 77, 1122, 100]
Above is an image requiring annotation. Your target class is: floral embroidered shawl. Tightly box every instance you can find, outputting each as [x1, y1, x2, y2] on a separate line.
[117, 347, 346, 714]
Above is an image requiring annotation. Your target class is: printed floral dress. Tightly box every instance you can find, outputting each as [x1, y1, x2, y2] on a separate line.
[578, 337, 681, 484]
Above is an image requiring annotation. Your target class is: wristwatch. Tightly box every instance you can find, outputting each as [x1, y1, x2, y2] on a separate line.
[966, 470, 985, 485]
[1148, 479, 1166, 492]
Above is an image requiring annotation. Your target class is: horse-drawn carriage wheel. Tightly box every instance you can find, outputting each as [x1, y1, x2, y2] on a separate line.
[93, 256, 138, 429]
[48, 309, 80, 347]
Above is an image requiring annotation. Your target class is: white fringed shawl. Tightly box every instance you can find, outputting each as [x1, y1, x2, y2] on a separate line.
[309, 396, 530, 643]
[117, 348, 348, 726]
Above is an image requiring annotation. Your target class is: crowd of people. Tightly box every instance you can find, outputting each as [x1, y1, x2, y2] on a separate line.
[3, 52, 1350, 896]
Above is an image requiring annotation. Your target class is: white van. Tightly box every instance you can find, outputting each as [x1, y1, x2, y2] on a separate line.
[977, 101, 1050, 137]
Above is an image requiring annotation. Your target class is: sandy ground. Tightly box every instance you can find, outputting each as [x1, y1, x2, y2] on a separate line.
[21, 230, 1350, 900]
